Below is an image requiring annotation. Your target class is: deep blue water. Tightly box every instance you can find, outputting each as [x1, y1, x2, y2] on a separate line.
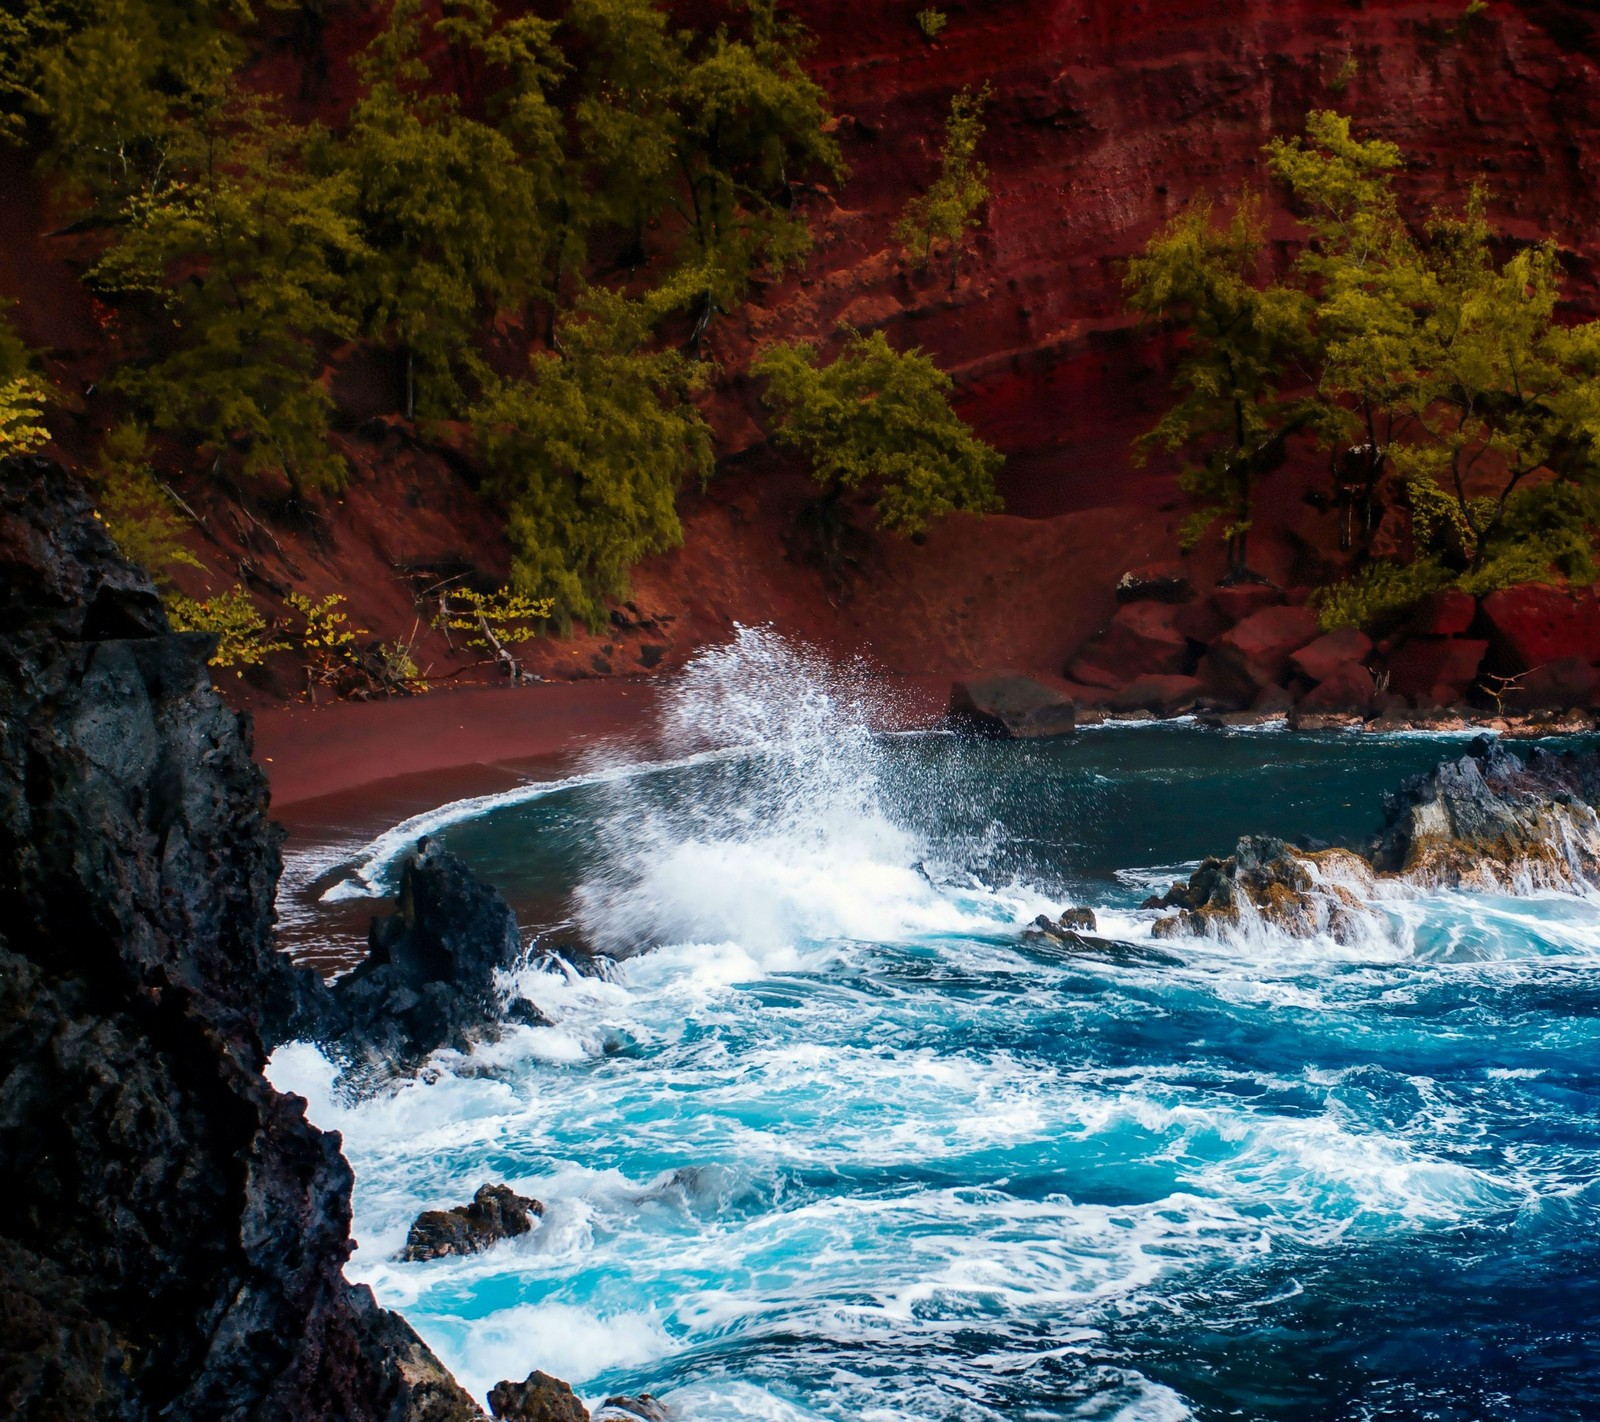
[272, 630, 1600, 1422]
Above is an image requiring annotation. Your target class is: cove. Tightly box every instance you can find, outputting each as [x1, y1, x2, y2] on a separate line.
[271, 630, 1600, 1422]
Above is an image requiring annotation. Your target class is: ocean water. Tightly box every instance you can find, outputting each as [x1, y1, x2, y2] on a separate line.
[271, 628, 1600, 1422]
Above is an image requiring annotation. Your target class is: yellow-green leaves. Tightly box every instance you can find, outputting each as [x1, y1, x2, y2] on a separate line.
[1125, 193, 1314, 573]
[754, 328, 1003, 535]
[894, 84, 991, 277]
[167, 585, 288, 667]
[471, 285, 713, 632]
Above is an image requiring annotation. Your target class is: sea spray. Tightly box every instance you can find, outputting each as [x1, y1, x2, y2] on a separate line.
[571, 626, 1045, 953]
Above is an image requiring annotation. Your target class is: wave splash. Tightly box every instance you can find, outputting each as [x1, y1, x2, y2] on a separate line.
[572, 626, 1025, 954]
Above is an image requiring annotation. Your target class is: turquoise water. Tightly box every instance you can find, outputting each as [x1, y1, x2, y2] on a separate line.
[271, 630, 1600, 1422]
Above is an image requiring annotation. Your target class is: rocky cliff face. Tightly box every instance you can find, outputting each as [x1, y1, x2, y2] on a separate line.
[0, 456, 483, 1421]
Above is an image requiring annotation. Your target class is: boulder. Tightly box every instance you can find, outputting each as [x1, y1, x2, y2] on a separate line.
[1211, 583, 1284, 626]
[1407, 587, 1477, 637]
[1076, 601, 1194, 679]
[402, 1184, 543, 1263]
[1385, 637, 1487, 703]
[1058, 906, 1098, 931]
[1116, 561, 1192, 604]
[1143, 836, 1381, 945]
[1480, 584, 1600, 673]
[1173, 598, 1232, 643]
[1289, 627, 1372, 684]
[1497, 656, 1597, 711]
[1108, 674, 1202, 716]
[1064, 659, 1122, 690]
[325, 838, 534, 1065]
[489, 1372, 590, 1422]
[1203, 604, 1320, 700]
[1372, 735, 1600, 891]
[1298, 660, 1375, 714]
[949, 675, 1076, 738]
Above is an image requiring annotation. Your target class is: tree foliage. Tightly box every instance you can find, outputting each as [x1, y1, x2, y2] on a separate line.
[754, 327, 1003, 534]
[894, 84, 990, 279]
[1268, 110, 1600, 601]
[471, 284, 714, 630]
[90, 425, 202, 581]
[0, 302, 49, 455]
[1125, 193, 1314, 578]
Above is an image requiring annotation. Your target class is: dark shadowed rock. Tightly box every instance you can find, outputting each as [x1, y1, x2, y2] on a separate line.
[1386, 637, 1486, 703]
[0, 457, 484, 1421]
[1298, 661, 1375, 715]
[1076, 600, 1195, 680]
[1290, 627, 1372, 684]
[1406, 587, 1478, 638]
[321, 838, 530, 1065]
[949, 675, 1076, 738]
[1116, 561, 1192, 603]
[490, 1371, 591, 1422]
[1108, 673, 1202, 716]
[1201, 605, 1320, 701]
[403, 1184, 543, 1262]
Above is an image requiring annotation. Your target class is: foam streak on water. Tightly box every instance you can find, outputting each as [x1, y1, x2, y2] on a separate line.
[270, 630, 1600, 1422]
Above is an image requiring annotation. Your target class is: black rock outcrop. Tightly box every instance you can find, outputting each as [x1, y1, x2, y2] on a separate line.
[318, 837, 543, 1065]
[0, 457, 483, 1420]
[403, 1184, 544, 1262]
[1373, 734, 1600, 890]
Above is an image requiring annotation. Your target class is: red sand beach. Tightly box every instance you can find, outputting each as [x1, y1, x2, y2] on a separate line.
[256, 673, 953, 814]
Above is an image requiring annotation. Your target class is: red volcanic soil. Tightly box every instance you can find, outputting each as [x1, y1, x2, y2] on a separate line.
[8, 0, 1600, 800]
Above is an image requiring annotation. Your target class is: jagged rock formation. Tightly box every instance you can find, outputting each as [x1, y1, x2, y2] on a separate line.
[1144, 737, 1600, 943]
[403, 1185, 544, 1263]
[1144, 836, 1383, 945]
[0, 456, 484, 1420]
[1373, 735, 1600, 891]
[316, 838, 545, 1066]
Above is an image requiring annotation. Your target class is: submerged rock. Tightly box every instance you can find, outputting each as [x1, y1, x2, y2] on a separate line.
[1141, 738, 1600, 947]
[595, 1397, 671, 1422]
[489, 1370, 591, 1422]
[402, 1183, 543, 1262]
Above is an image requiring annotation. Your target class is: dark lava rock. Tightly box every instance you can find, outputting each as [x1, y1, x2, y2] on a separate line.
[0, 457, 483, 1419]
[595, 1397, 671, 1422]
[949, 674, 1076, 738]
[403, 1184, 544, 1262]
[489, 1370, 591, 1422]
[322, 837, 530, 1065]
[1144, 835, 1380, 945]
[1372, 735, 1600, 889]
[1058, 906, 1097, 931]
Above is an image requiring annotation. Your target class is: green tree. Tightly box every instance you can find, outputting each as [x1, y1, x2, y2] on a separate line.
[754, 327, 1003, 535]
[329, 0, 564, 417]
[471, 282, 714, 630]
[0, 301, 49, 455]
[1266, 109, 1410, 550]
[1272, 110, 1600, 598]
[1125, 192, 1314, 580]
[668, 0, 845, 342]
[83, 78, 364, 493]
[893, 84, 990, 283]
[90, 425, 203, 582]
